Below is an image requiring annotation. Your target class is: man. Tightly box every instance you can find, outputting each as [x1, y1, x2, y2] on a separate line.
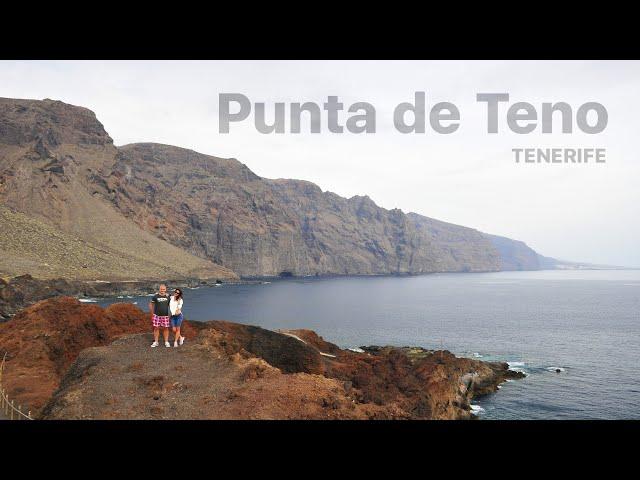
[149, 284, 172, 348]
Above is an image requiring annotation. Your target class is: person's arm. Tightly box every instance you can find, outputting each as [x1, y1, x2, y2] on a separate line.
[149, 297, 155, 318]
[176, 299, 182, 315]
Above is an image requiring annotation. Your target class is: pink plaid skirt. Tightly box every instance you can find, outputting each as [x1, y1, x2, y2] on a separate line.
[152, 314, 170, 328]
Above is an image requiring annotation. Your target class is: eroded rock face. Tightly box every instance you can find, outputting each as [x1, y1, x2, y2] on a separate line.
[0, 97, 545, 279]
[0, 98, 237, 282]
[1, 297, 522, 419]
[103, 143, 510, 277]
[0, 98, 113, 147]
[208, 321, 326, 375]
[485, 234, 541, 270]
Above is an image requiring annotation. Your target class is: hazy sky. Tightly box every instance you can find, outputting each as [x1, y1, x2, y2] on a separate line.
[1, 60, 638, 267]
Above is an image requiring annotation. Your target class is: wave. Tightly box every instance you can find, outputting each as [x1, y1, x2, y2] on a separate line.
[507, 361, 529, 377]
[470, 404, 485, 415]
[472, 352, 483, 358]
[78, 298, 97, 303]
[348, 347, 365, 353]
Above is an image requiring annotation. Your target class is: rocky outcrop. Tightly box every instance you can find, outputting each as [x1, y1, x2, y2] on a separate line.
[0, 297, 522, 419]
[39, 332, 393, 420]
[279, 334, 523, 419]
[0, 297, 155, 412]
[0, 97, 551, 280]
[0, 98, 113, 146]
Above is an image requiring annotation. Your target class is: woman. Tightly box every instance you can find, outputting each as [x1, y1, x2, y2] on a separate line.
[170, 288, 185, 347]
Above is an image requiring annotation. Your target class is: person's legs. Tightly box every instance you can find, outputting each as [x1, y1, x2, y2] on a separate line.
[179, 314, 185, 344]
[163, 327, 169, 344]
[170, 316, 178, 346]
[153, 327, 159, 344]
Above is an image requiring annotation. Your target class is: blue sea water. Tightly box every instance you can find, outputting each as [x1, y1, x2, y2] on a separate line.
[97, 270, 640, 420]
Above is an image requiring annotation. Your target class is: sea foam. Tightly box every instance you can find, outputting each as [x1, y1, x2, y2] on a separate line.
[470, 404, 485, 415]
[507, 361, 529, 377]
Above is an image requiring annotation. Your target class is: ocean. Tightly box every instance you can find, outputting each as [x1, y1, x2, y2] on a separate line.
[96, 270, 640, 420]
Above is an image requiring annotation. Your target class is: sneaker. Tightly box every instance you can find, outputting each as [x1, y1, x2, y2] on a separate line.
[173, 340, 179, 348]
[165, 341, 171, 348]
[179, 336, 185, 346]
[151, 341, 159, 348]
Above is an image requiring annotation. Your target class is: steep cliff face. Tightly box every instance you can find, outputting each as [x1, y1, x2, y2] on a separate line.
[1, 98, 549, 279]
[485, 234, 541, 271]
[406, 213, 502, 272]
[98, 143, 511, 277]
[0, 98, 237, 281]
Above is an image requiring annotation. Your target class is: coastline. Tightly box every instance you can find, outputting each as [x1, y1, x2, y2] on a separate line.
[4, 268, 634, 321]
[0, 296, 524, 420]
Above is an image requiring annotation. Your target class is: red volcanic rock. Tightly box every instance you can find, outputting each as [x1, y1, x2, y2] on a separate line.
[208, 321, 326, 375]
[39, 332, 393, 420]
[279, 329, 343, 355]
[1, 297, 523, 420]
[0, 296, 200, 413]
[204, 325, 523, 419]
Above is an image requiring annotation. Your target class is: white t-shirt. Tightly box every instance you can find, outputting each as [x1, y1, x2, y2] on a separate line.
[170, 297, 183, 316]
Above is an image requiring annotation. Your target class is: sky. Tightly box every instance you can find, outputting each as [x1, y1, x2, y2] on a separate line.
[1, 60, 638, 267]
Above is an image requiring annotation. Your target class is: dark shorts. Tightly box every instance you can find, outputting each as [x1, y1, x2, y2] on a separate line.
[170, 313, 184, 328]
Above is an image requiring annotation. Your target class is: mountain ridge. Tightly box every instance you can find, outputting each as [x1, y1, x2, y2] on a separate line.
[0, 97, 554, 280]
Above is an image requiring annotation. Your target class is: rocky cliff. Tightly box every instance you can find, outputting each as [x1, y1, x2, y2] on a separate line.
[100, 143, 510, 276]
[485, 234, 542, 271]
[0, 97, 549, 279]
[0, 297, 522, 419]
[0, 98, 237, 282]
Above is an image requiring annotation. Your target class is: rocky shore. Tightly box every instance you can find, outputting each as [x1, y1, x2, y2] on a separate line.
[0, 296, 523, 420]
[0, 274, 238, 321]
